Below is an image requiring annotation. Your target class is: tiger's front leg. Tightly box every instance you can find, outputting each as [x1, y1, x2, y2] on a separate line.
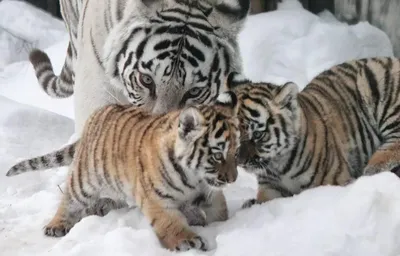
[242, 184, 284, 209]
[196, 189, 229, 224]
[363, 140, 400, 176]
[141, 199, 209, 251]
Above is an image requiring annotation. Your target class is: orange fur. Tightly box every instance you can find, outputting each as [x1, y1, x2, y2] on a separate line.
[226, 57, 400, 208]
[7, 92, 240, 252]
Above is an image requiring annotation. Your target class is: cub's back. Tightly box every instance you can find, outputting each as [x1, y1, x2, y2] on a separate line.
[299, 57, 400, 124]
[74, 104, 172, 173]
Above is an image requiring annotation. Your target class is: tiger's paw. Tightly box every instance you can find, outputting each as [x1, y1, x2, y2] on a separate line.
[90, 198, 128, 217]
[44, 222, 72, 237]
[343, 178, 356, 186]
[180, 204, 207, 226]
[175, 236, 209, 252]
[241, 198, 257, 209]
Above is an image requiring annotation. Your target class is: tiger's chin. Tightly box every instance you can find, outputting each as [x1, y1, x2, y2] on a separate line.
[238, 158, 268, 175]
[205, 178, 227, 189]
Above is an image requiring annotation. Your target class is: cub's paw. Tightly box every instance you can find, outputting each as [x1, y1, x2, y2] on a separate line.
[343, 178, 356, 186]
[363, 166, 381, 176]
[176, 236, 209, 252]
[180, 204, 207, 226]
[91, 198, 128, 217]
[44, 222, 71, 237]
[241, 198, 257, 209]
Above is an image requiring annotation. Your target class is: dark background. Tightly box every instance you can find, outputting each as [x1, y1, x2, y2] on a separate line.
[23, 0, 334, 19]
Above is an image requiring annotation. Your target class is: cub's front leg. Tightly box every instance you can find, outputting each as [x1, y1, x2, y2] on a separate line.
[196, 189, 229, 224]
[141, 199, 209, 251]
[179, 202, 207, 227]
[363, 140, 400, 176]
[242, 184, 284, 209]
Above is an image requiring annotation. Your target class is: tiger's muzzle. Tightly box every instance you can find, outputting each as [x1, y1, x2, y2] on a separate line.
[207, 155, 238, 188]
[237, 140, 257, 165]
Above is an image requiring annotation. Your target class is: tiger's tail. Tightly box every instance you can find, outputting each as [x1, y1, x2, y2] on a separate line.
[29, 43, 74, 98]
[6, 141, 78, 177]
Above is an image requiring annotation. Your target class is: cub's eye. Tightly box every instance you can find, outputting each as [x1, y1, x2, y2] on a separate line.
[138, 73, 154, 88]
[213, 152, 223, 162]
[253, 131, 263, 140]
[188, 87, 203, 96]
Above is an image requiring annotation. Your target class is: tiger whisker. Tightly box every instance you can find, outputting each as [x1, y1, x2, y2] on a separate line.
[104, 86, 123, 104]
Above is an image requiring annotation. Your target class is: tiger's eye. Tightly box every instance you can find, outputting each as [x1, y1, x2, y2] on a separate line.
[213, 152, 223, 161]
[253, 131, 263, 140]
[189, 87, 202, 96]
[138, 73, 154, 88]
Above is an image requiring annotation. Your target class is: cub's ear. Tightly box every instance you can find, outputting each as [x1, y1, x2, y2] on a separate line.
[178, 107, 205, 142]
[215, 91, 238, 116]
[225, 72, 251, 90]
[274, 82, 298, 108]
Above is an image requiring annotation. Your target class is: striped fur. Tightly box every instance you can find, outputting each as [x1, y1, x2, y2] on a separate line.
[29, 0, 81, 98]
[226, 57, 400, 209]
[6, 142, 77, 176]
[6, 91, 240, 251]
[30, 0, 250, 134]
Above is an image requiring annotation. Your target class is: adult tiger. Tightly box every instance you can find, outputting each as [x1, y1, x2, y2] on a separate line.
[30, 0, 250, 134]
[225, 57, 400, 209]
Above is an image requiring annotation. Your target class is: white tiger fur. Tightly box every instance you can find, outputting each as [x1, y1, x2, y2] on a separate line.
[29, 0, 250, 134]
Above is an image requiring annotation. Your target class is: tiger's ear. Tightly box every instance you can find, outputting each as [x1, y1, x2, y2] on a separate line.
[274, 82, 298, 108]
[225, 72, 251, 90]
[178, 107, 205, 142]
[215, 91, 238, 116]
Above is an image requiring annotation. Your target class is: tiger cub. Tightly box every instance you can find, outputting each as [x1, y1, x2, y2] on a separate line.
[6, 92, 240, 251]
[225, 57, 400, 209]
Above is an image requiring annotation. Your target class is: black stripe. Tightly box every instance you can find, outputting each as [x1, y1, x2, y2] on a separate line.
[159, 159, 185, 194]
[76, 163, 90, 199]
[56, 152, 64, 165]
[168, 149, 195, 189]
[40, 155, 49, 167]
[195, 149, 205, 169]
[114, 28, 143, 77]
[116, 0, 124, 21]
[154, 40, 171, 51]
[364, 65, 380, 113]
[69, 175, 89, 207]
[136, 37, 149, 60]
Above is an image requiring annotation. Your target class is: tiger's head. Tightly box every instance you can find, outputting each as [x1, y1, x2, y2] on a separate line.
[224, 72, 301, 173]
[174, 91, 240, 188]
[103, 0, 249, 115]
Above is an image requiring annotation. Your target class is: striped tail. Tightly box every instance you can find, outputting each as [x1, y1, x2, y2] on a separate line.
[29, 43, 74, 98]
[6, 142, 78, 177]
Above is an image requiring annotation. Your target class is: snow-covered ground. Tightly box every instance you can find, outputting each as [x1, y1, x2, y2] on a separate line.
[0, 0, 399, 255]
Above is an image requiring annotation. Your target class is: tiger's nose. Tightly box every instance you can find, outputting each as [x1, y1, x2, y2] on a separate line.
[218, 165, 238, 184]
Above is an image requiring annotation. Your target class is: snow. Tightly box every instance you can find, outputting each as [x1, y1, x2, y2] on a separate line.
[0, 0, 67, 69]
[0, 0, 399, 255]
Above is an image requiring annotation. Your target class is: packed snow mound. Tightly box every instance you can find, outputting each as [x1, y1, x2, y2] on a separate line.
[1, 0, 400, 255]
[2, 158, 400, 256]
[0, 0, 67, 69]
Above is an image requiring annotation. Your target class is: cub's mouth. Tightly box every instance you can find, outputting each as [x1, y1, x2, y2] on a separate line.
[205, 178, 226, 188]
[239, 157, 268, 173]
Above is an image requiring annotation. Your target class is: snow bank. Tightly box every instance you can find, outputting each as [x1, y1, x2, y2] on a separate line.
[1, 0, 400, 255]
[0, 0, 67, 69]
[0, 39, 74, 119]
[239, 1, 394, 88]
